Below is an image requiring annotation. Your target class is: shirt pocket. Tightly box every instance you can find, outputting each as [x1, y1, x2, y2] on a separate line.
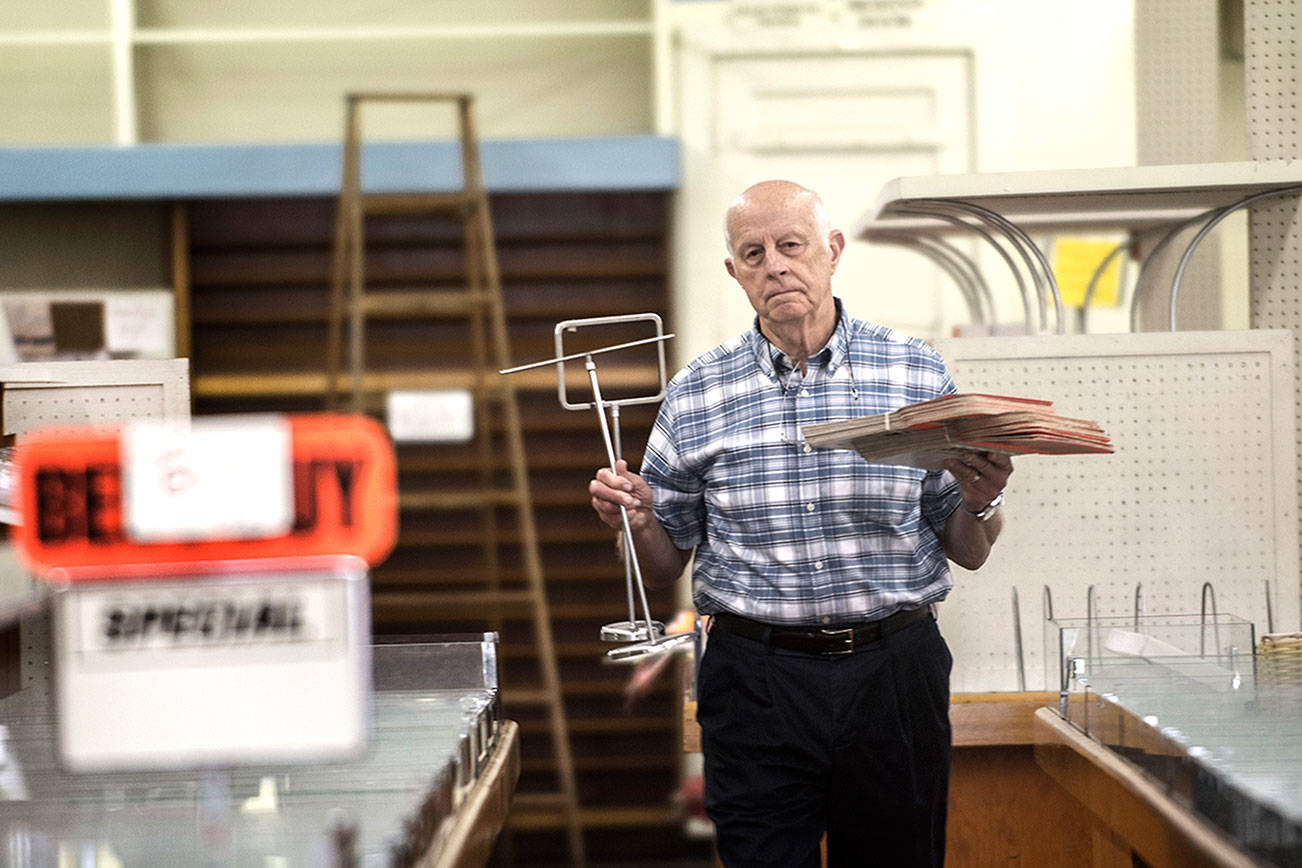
[824, 459, 923, 530]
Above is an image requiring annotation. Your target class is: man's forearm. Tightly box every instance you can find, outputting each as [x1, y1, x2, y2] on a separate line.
[940, 508, 1002, 570]
[625, 514, 692, 589]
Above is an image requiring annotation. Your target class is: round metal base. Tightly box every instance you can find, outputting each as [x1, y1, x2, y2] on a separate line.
[605, 631, 695, 663]
[601, 620, 665, 642]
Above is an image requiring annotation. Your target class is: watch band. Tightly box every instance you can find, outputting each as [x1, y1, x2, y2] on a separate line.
[966, 491, 1004, 522]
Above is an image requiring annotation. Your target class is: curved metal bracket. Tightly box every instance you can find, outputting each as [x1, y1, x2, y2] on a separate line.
[895, 208, 1015, 327]
[1128, 209, 1220, 332]
[1078, 240, 1128, 334]
[1168, 184, 1302, 331]
[907, 199, 1064, 333]
[875, 235, 987, 326]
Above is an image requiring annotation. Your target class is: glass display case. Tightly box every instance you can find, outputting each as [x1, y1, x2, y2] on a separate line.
[1053, 612, 1302, 866]
[0, 631, 504, 866]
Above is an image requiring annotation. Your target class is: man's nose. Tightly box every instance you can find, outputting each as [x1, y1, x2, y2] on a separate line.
[763, 247, 787, 274]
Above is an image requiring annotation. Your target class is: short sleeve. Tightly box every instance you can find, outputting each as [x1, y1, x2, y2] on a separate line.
[639, 387, 706, 550]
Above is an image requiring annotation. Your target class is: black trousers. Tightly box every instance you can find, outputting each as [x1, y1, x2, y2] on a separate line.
[696, 614, 952, 868]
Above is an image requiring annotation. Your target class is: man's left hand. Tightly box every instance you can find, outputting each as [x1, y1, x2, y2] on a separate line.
[943, 451, 1013, 513]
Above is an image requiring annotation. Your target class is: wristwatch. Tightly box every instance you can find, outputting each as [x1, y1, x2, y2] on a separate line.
[966, 491, 1004, 522]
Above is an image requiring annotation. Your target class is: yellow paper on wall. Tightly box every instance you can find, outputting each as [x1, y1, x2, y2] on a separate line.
[1052, 237, 1124, 307]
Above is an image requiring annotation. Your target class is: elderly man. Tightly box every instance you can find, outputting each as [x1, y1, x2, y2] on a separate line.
[589, 180, 1012, 867]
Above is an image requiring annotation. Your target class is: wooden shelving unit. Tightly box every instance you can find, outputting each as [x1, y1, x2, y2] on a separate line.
[182, 189, 695, 863]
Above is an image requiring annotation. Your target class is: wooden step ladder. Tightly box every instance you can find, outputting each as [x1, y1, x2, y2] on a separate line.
[325, 92, 586, 867]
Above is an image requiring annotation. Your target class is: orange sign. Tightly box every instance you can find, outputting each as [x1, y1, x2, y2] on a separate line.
[14, 414, 397, 576]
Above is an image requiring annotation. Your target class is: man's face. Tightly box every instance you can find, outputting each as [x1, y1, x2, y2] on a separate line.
[724, 194, 844, 330]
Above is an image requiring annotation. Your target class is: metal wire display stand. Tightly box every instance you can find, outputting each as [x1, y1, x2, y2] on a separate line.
[501, 314, 693, 662]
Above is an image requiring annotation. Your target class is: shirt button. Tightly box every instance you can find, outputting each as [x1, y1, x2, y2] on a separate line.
[815, 561, 824, 570]
[802, 443, 812, 454]
[800, 389, 810, 397]
[821, 615, 831, 624]
[806, 502, 815, 512]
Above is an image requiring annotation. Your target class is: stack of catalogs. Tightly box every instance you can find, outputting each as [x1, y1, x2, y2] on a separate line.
[1257, 633, 1302, 693]
[803, 392, 1113, 470]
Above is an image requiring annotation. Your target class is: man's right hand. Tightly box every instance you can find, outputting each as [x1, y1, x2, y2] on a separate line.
[589, 459, 655, 531]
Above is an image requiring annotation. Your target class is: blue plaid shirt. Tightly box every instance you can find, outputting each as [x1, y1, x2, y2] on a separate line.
[642, 302, 963, 626]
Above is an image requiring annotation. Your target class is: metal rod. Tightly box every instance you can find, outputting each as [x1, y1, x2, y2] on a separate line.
[1086, 584, 1097, 666]
[1042, 585, 1054, 694]
[1200, 581, 1220, 659]
[1266, 579, 1275, 634]
[1133, 582, 1145, 632]
[499, 332, 675, 375]
[586, 357, 657, 637]
[610, 402, 636, 628]
[1012, 586, 1026, 692]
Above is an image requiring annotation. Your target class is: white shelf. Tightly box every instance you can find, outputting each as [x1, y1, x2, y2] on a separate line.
[857, 159, 1302, 238]
[0, 21, 653, 47]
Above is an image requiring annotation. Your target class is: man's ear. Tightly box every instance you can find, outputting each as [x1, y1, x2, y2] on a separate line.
[725, 257, 737, 280]
[827, 230, 846, 273]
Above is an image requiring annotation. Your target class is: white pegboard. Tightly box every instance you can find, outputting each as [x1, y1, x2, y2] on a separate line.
[0, 359, 191, 693]
[929, 330, 1298, 693]
[0, 358, 189, 436]
[1135, 0, 1219, 165]
[1246, 0, 1302, 643]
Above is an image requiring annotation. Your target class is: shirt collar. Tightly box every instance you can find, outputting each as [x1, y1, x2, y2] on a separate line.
[748, 297, 851, 380]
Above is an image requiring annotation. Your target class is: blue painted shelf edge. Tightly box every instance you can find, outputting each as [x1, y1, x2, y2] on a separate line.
[0, 136, 681, 200]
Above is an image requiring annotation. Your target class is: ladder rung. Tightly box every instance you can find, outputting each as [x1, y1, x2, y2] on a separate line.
[399, 489, 525, 510]
[359, 191, 480, 215]
[395, 589, 535, 609]
[359, 290, 492, 317]
[505, 688, 559, 706]
[512, 792, 571, 810]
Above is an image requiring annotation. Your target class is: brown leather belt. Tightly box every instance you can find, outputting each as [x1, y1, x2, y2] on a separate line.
[710, 606, 932, 656]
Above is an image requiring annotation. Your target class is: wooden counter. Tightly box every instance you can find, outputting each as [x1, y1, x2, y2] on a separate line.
[422, 720, 521, 868]
[683, 693, 1263, 867]
[1032, 709, 1260, 868]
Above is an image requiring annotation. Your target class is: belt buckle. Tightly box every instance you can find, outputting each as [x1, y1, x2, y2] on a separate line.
[818, 627, 856, 656]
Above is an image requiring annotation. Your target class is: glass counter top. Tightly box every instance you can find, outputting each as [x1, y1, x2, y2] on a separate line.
[0, 636, 501, 867]
[1055, 613, 1302, 865]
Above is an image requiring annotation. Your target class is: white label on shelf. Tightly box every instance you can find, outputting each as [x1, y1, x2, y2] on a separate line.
[122, 415, 293, 542]
[54, 566, 371, 771]
[386, 389, 474, 442]
[105, 294, 173, 358]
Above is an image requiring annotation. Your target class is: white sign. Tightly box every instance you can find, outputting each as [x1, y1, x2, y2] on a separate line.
[53, 560, 372, 771]
[386, 389, 474, 442]
[122, 415, 294, 543]
[105, 294, 173, 358]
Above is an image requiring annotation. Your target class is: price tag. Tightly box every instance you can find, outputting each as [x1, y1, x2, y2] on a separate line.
[122, 416, 293, 543]
[386, 389, 474, 442]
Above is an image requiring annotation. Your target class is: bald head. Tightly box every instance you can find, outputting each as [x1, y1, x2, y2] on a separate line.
[724, 180, 831, 255]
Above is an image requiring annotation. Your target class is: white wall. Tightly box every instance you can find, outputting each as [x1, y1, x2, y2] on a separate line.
[664, 0, 1138, 356]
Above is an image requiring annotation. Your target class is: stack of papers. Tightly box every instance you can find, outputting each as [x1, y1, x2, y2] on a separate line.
[802, 393, 1113, 469]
